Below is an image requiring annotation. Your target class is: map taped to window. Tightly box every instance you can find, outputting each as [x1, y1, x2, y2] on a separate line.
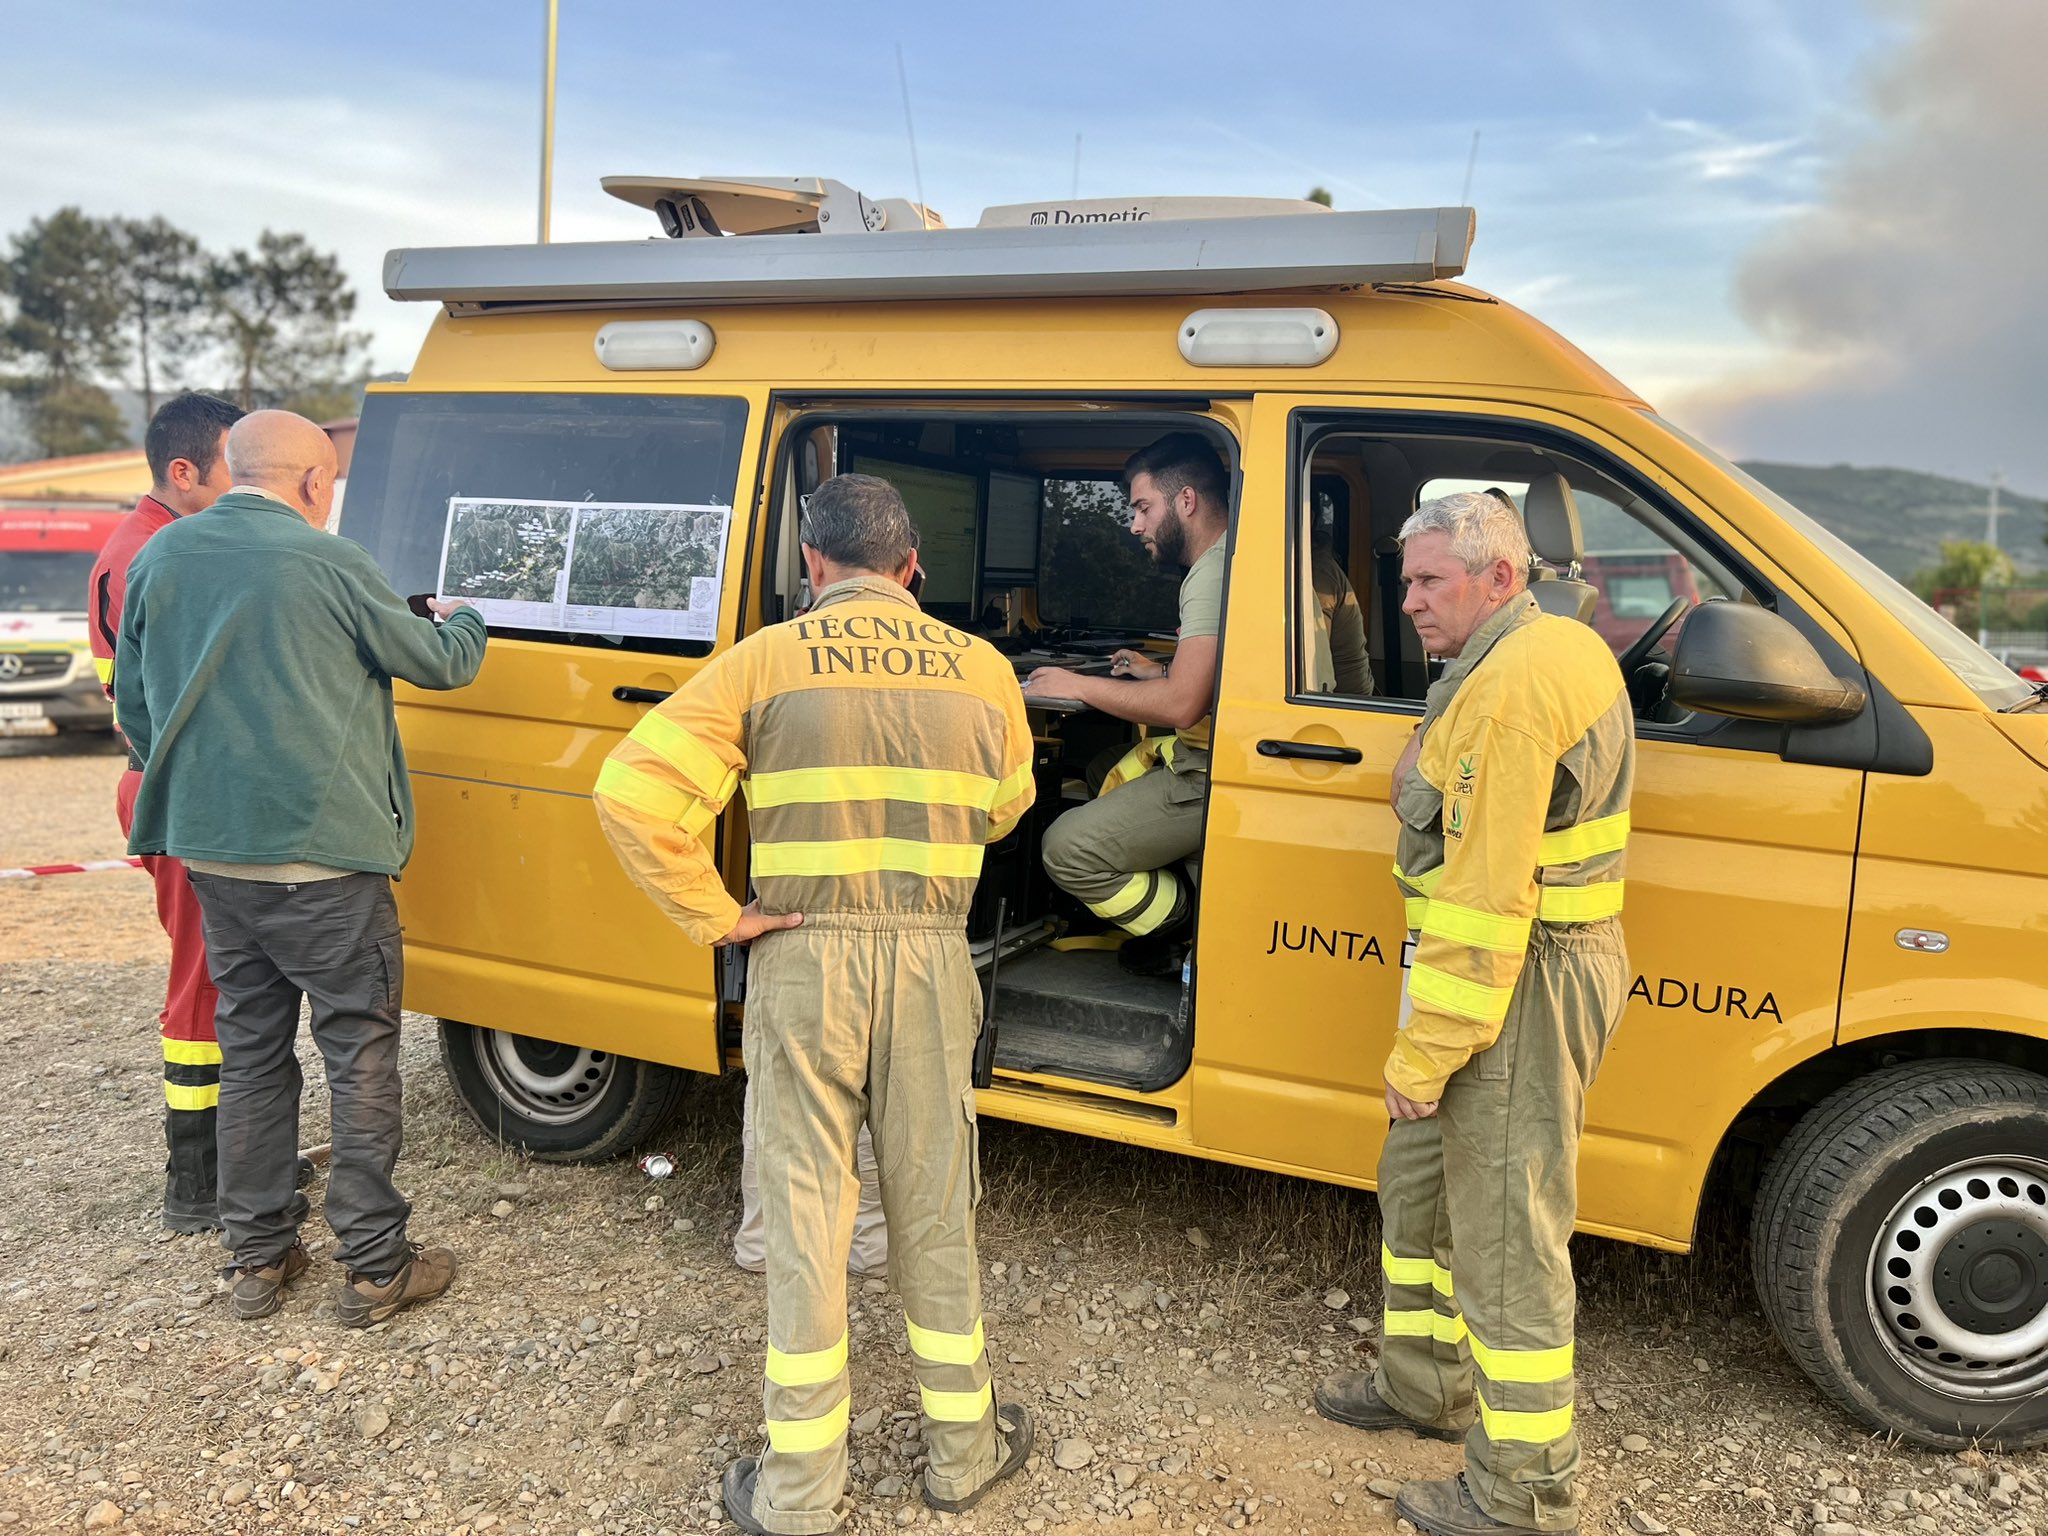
[435, 497, 732, 639]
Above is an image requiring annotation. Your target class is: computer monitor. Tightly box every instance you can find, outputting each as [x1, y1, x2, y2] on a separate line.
[983, 470, 1042, 585]
[849, 455, 980, 613]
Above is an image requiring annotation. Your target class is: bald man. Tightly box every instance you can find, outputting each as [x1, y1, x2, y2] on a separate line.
[116, 410, 489, 1327]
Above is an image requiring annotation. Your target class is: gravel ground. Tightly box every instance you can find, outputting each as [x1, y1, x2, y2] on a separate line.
[1, 743, 2043, 1536]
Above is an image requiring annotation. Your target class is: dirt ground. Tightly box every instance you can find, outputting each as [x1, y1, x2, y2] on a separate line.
[0, 743, 2041, 1536]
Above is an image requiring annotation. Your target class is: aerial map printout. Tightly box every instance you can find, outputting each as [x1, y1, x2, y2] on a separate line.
[435, 497, 732, 639]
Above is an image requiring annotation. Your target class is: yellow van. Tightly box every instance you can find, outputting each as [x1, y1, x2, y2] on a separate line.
[351, 177, 2048, 1450]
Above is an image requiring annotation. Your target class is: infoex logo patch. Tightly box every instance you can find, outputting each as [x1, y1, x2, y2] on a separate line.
[1028, 207, 1153, 226]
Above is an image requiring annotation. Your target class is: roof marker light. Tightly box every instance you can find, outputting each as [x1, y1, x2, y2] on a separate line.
[594, 319, 716, 371]
[1178, 308, 1337, 368]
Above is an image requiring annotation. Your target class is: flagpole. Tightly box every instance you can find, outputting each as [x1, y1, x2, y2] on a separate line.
[538, 0, 559, 243]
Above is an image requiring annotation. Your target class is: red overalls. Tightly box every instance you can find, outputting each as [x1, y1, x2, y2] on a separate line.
[89, 495, 221, 1229]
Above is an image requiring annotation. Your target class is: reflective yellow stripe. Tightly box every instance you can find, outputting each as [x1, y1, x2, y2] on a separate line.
[1537, 882, 1624, 923]
[1538, 812, 1629, 866]
[1408, 963, 1515, 1025]
[1094, 872, 1151, 921]
[1383, 1307, 1468, 1345]
[164, 1082, 219, 1111]
[1381, 1245, 1435, 1288]
[905, 1317, 985, 1367]
[993, 760, 1033, 806]
[1420, 900, 1532, 955]
[1392, 861, 1444, 896]
[595, 758, 697, 826]
[1404, 897, 1428, 931]
[918, 1383, 994, 1423]
[752, 838, 984, 879]
[747, 765, 999, 810]
[1382, 1244, 1455, 1297]
[631, 711, 740, 802]
[765, 1396, 850, 1454]
[765, 1335, 848, 1387]
[1094, 869, 1180, 935]
[1468, 1333, 1574, 1386]
[1476, 1389, 1573, 1445]
[162, 1038, 223, 1067]
[93, 656, 114, 683]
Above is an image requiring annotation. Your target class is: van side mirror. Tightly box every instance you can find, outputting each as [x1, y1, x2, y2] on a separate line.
[1667, 600, 1867, 724]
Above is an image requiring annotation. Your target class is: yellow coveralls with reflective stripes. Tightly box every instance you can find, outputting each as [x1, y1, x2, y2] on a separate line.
[1378, 591, 1632, 1532]
[595, 576, 1035, 1535]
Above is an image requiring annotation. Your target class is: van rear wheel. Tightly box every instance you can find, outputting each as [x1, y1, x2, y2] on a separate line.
[1751, 1059, 2048, 1449]
[437, 1019, 689, 1163]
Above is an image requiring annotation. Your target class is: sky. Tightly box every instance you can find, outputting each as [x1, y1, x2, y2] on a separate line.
[4, 0, 2038, 491]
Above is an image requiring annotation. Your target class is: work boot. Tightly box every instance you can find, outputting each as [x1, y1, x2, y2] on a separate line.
[1313, 1370, 1464, 1441]
[229, 1242, 311, 1320]
[337, 1243, 457, 1329]
[1395, 1473, 1567, 1536]
[922, 1401, 1034, 1513]
[721, 1456, 769, 1536]
[1116, 898, 1193, 977]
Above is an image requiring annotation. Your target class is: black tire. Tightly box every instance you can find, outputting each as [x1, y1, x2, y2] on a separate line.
[1750, 1058, 2048, 1449]
[437, 1019, 690, 1163]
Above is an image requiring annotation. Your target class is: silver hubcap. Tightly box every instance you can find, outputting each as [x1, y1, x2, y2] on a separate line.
[1868, 1157, 2048, 1399]
[472, 1030, 615, 1126]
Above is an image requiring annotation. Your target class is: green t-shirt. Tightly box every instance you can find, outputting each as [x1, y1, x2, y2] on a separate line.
[1174, 540, 1226, 760]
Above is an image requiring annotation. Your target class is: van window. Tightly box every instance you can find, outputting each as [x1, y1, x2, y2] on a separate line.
[1036, 475, 1181, 632]
[1298, 427, 1748, 718]
[342, 393, 751, 655]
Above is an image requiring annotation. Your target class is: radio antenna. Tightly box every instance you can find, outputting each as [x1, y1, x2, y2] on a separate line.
[1460, 128, 1481, 206]
[894, 44, 928, 223]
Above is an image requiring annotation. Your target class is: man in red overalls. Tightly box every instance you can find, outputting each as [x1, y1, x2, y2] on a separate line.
[88, 393, 244, 1232]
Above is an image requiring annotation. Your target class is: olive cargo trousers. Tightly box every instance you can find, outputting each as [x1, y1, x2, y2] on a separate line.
[743, 917, 1000, 1534]
[1374, 920, 1627, 1531]
[1041, 746, 1206, 935]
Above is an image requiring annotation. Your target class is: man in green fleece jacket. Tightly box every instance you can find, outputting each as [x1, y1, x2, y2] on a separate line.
[116, 410, 487, 1326]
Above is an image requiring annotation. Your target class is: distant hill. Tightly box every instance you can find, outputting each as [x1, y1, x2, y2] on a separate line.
[1736, 461, 2044, 584]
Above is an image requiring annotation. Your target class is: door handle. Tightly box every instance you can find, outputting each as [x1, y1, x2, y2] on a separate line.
[613, 685, 673, 704]
[1257, 739, 1363, 764]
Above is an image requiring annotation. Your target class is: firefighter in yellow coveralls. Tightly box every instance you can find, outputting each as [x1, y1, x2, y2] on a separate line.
[596, 475, 1038, 1534]
[1314, 491, 1633, 1536]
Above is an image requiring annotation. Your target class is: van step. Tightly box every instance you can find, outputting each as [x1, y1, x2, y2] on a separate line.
[985, 949, 1188, 1093]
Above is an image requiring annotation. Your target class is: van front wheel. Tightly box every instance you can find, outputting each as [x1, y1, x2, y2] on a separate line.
[1751, 1059, 2048, 1449]
[437, 1019, 688, 1163]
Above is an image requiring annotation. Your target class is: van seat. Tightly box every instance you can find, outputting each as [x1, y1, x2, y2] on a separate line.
[1524, 473, 1597, 625]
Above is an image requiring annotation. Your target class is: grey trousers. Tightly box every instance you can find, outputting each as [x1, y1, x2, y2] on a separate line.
[187, 871, 413, 1278]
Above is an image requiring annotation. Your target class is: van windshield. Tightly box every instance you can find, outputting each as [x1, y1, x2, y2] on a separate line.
[341, 392, 750, 655]
[0, 550, 93, 613]
[1652, 417, 2033, 711]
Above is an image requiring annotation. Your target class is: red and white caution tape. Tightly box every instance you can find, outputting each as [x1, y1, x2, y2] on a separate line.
[0, 857, 145, 880]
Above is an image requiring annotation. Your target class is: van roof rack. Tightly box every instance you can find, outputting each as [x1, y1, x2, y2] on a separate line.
[602, 175, 944, 237]
[386, 200, 1475, 314]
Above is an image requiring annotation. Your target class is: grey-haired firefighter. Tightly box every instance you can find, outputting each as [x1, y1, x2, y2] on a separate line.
[1314, 490, 1633, 1536]
[596, 473, 1037, 1535]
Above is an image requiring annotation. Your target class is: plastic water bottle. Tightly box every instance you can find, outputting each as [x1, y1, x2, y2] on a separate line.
[1176, 955, 1193, 1031]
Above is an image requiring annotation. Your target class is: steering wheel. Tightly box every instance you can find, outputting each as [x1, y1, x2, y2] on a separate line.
[1616, 597, 1689, 676]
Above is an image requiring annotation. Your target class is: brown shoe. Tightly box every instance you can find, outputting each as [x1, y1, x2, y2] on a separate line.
[1395, 1473, 1569, 1535]
[1314, 1369, 1466, 1441]
[230, 1243, 311, 1320]
[337, 1243, 456, 1328]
